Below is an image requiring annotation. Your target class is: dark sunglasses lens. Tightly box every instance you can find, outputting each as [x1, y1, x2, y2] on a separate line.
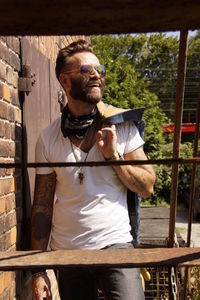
[97, 65, 106, 76]
[80, 65, 91, 74]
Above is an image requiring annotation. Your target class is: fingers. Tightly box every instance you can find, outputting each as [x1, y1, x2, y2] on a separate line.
[45, 285, 52, 300]
[100, 124, 116, 135]
[32, 275, 52, 300]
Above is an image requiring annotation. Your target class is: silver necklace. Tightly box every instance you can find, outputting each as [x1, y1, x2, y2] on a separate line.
[69, 139, 90, 184]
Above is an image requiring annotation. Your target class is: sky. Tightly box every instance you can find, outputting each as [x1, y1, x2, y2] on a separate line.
[164, 30, 197, 38]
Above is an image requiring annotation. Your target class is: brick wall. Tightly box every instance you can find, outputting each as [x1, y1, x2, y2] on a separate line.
[0, 35, 89, 300]
[0, 35, 21, 300]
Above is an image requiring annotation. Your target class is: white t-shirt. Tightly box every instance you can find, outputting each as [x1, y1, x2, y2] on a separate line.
[35, 117, 144, 250]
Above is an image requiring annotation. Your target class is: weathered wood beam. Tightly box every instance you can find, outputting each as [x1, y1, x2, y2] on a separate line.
[0, 248, 200, 271]
[0, 0, 199, 35]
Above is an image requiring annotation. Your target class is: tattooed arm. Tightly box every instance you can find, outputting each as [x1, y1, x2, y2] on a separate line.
[97, 125, 155, 199]
[31, 172, 56, 250]
[112, 147, 155, 199]
[31, 172, 56, 300]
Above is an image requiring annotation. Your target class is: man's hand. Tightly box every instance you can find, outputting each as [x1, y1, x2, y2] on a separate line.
[96, 125, 118, 159]
[32, 273, 52, 300]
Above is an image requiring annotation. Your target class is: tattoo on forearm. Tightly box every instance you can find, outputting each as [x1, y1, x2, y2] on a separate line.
[34, 173, 56, 206]
[31, 173, 56, 248]
[32, 210, 52, 240]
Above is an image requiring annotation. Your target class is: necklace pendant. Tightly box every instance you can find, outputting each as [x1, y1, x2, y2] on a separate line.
[78, 171, 84, 184]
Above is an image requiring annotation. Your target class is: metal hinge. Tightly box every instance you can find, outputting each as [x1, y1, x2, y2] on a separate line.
[18, 64, 36, 95]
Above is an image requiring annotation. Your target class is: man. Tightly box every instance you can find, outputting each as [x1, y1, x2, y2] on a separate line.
[31, 39, 156, 300]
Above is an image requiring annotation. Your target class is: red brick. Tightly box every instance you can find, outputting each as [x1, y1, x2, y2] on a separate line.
[9, 52, 20, 72]
[8, 106, 15, 122]
[0, 198, 5, 214]
[0, 42, 9, 63]
[0, 177, 13, 195]
[0, 61, 6, 81]
[0, 287, 9, 300]
[0, 166, 13, 177]
[0, 121, 5, 138]
[0, 215, 5, 234]
[6, 36, 20, 55]
[3, 271, 13, 290]
[14, 108, 21, 124]
[0, 140, 10, 157]
[9, 141, 15, 158]
[11, 88, 20, 107]
[5, 194, 15, 213]
[9, 281, 16, 300]
[0, 37, 6, 43]
[2, 85, 10, 103]
[4, 231, 12, 250]
[5, 211, 17, 232]
[0, 101, 8, 119]
[0, 272, 4, 294]
[6, 67, 18, 88]
[0, 121, 11, 139]
[10, 226, 17, 245]
[0, 83, 2, 99]
[4, 123, 11, 139]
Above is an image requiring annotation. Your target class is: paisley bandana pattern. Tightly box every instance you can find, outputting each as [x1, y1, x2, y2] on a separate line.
[61, 105, 98, 139]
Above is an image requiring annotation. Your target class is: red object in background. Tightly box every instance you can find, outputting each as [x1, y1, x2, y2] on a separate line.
[163, 123, 197, 134]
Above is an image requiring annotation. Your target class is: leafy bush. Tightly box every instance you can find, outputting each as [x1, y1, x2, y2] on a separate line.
[148, 142, 194, 205]
[91, 34, 197, 206]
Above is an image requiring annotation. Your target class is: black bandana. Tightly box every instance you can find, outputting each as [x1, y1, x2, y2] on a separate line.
[61, 105, 98, 139]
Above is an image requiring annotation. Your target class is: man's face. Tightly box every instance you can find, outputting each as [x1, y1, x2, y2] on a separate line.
[63, 52, 105, 104]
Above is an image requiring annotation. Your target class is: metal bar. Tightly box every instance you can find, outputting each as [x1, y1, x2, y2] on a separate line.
[182, 80, 200, 300]
[0, 248, 200, 271]
[187, 80, 200, 247]
[168, 30, 189, 248]
[1, 157, 200, 169]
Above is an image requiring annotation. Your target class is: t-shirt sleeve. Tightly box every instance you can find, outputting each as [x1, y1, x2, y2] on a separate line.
[116, 121, 144, 154]
[35, 134, 54, 174]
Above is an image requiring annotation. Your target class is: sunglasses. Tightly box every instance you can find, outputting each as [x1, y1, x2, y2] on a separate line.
[63, 64, 106, 77]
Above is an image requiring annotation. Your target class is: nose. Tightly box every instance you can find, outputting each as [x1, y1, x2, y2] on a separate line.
[90, 66, 101, 79]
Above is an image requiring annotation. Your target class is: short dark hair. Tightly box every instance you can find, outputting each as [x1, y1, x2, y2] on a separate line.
[55, 39, 93, 79]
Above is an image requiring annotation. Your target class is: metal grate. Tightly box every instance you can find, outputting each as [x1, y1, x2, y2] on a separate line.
[97, 267, 182, 300]
[144, 267, 170, 299]
[144, 267, 183, 300]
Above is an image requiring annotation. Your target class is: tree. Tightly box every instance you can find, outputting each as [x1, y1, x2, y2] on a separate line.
[91, 35, 167, 154]
[184, 30, 200, 123]
[91, 34, 195, 205]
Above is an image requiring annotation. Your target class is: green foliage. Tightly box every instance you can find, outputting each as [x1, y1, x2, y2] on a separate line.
[148, 142, 194, 205]
[189, 267, 200, 300]
[91, 34, 197, 206]
[91, 35, 167, 154]
[184, 30, 200, 123]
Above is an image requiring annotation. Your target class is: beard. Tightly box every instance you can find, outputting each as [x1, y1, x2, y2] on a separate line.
[69, 76, 105, 104]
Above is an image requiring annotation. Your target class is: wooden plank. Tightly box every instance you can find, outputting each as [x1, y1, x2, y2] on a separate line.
[139, 207, 185, 247]
[0, 248, 200, 271]
[141, 206, 169, 219]
[140, 207, 169, 247]
[0, 0, 199, 35]
[140, 219, 169, 237]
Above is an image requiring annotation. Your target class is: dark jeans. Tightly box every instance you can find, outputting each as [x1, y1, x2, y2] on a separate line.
[58, 243, 145, 300]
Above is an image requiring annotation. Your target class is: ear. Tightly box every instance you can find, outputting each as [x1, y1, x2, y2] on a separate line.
[59, 73, 69, 87]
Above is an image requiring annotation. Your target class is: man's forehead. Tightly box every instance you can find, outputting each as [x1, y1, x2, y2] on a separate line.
[70, 52, 99, 66]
